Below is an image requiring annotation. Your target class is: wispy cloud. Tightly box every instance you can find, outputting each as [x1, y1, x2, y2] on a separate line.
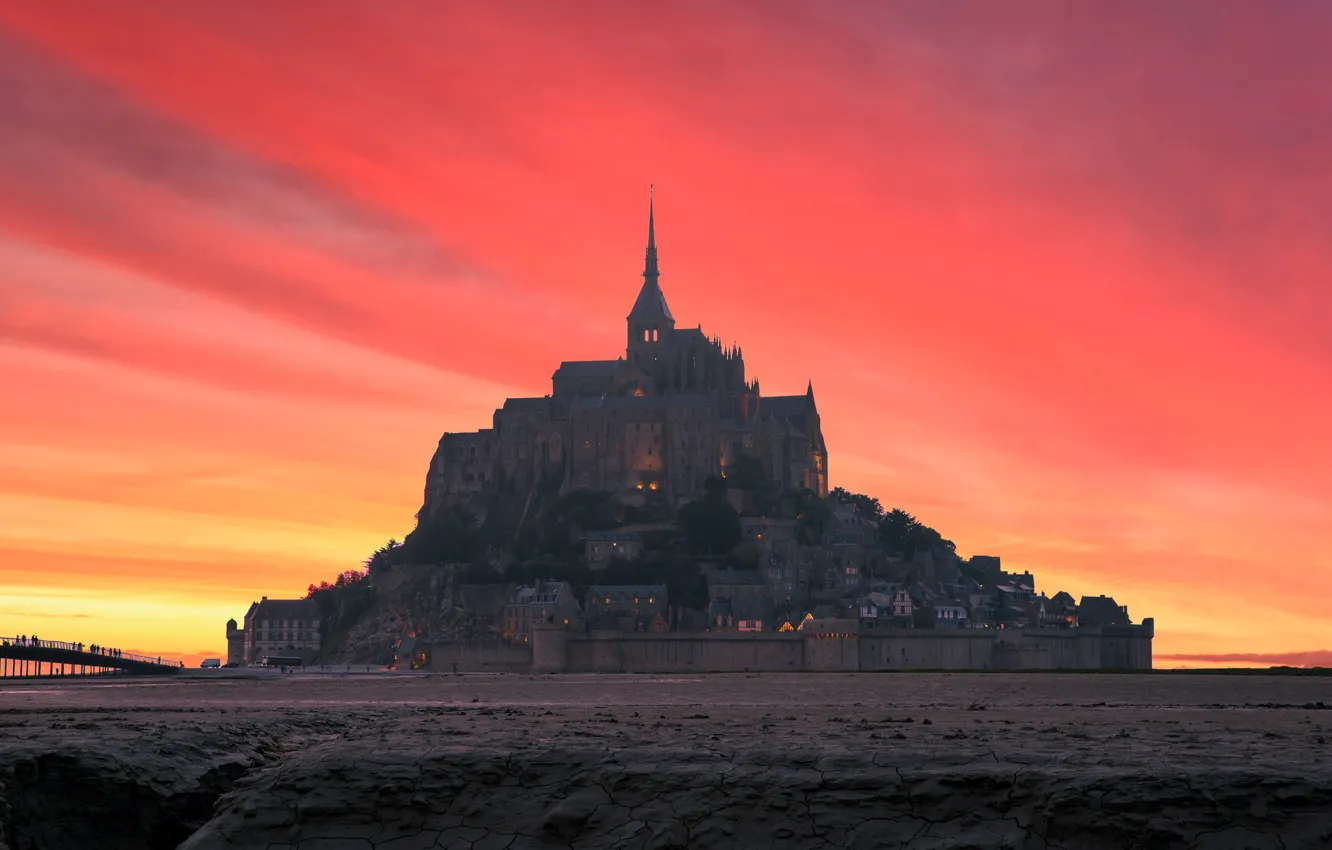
[1158, 651, 1332, 668]
[0, 2, 1329, 660]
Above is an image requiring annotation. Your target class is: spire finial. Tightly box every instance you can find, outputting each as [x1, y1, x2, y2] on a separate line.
[643, 186, 658, 281]
[628, 187, 674, 323]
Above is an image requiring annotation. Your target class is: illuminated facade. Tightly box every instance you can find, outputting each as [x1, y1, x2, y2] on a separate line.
[424, 197, 829, 513]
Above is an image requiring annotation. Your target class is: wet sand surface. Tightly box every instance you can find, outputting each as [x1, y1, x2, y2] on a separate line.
[1, 672, 1330, 849]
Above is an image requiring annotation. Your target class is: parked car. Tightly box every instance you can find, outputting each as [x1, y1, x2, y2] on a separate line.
[200, 658, 221, 669]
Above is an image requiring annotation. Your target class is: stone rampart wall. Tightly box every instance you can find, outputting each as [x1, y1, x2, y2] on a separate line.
[566, 632, 805, 673]
[427, 639, 531, 673]
[432, 622, 1154, 674]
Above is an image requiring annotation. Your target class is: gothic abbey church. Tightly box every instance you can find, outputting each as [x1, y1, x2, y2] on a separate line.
[423, 198, 829, 515]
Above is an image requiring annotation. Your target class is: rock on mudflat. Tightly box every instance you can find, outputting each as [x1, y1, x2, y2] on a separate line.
[176, 743, 1332, 850]
[0, 720, 280, 850]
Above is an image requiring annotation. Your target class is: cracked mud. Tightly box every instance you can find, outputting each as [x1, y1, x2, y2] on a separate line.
[1, 672, 1330, 849]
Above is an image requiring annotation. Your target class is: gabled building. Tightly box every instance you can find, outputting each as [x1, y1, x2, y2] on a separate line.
[585, 531, 645, 570]
[502, 581, 581, 645]
[1048, 591, 1079, 627]
[707, 597, 768, 632]
[1078, 595, 1132, 627]
[931, 601, 969, 629]
[236, 597, 321, 664]
[587, 584, 668, 631]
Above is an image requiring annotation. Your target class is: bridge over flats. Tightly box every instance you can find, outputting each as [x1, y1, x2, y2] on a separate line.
[0, 636, 184, 678]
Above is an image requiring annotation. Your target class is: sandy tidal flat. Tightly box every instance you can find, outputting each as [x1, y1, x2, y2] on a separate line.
[0, 671, 1330, 849]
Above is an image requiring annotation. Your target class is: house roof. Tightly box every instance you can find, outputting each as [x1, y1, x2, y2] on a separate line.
[591, 584, 666, 600]
[586, 531, 643, 543]
[1078, 595, 1130, 626]
[501, 397, 551, 413]
[1000, 570, 1036, 588]
[730, 597, 772, 621]
[762, 395, 810, 421]
[512, 581, 574, 606]
[553, 360, 620, 379]
[630, 278, 674, 321]
[250, 598, 319, 621]
[706, 567, 767, 586]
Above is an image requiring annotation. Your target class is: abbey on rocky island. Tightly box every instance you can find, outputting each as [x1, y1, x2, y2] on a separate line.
[423, 196, 829, 515]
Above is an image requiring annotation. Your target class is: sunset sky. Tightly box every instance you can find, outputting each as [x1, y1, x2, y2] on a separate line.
[1, 2, 1330, 667]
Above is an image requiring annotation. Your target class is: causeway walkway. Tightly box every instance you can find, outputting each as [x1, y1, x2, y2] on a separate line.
[0, 636, 183, 677]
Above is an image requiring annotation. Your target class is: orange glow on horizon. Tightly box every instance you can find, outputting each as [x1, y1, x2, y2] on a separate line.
[0, 3, 1329, 667]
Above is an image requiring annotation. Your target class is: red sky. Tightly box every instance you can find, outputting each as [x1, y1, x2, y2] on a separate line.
[1, 1, 1329, 666]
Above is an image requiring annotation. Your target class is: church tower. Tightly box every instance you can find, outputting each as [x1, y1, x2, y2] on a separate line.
[627, 189, 675, 369]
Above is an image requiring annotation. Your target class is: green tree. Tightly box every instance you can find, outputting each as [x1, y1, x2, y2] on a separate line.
[677, 493, 742, 555]
[365, 539, 400, 574]
[791, 489, 832, 545]
[830, 488, 884, 522]
[726, 540, 762, 569]
[879, 508, 952, 559]
[393, 507, 482, 565]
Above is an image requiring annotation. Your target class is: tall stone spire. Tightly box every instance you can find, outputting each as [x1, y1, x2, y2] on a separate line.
[644, 184, 659, 281]
[629, 185, 673, 321]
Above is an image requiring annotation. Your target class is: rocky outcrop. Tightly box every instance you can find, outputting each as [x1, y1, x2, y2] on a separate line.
[0, 713, 287, 850]
[181, 744, 1332, 849]
[328, 565, 502, 664]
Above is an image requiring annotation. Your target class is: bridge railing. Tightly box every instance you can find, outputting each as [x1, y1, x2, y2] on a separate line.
[0, 637, 183, 667]
[1, 636, 80, 651]
[118, 650, 185, 667]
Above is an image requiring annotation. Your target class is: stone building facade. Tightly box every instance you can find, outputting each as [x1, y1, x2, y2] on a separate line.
[502, 581, 581, 646]
[423, 198, 829, 515]
[232, 597, 321, 664]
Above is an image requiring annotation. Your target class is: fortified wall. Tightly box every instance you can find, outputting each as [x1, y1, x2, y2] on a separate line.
[428, 620, 1154, 673]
